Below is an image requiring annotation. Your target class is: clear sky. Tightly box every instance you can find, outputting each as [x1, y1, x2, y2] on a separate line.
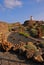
[0, 0, 44, 23]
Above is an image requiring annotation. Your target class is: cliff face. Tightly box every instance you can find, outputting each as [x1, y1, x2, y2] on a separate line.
[0, 22, 8, 33]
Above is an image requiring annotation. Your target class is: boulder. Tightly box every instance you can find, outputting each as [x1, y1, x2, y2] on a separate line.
[34, 55, 44, 62]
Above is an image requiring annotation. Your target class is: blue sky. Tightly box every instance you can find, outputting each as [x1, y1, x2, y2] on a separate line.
[0, 0, 44, 23]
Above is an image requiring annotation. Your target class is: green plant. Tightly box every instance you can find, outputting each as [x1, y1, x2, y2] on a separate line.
[30, 28, 38, 37]
[24, 43, 37, 52]
[19, 32, 30, 37]
[8, 25, 12, 32]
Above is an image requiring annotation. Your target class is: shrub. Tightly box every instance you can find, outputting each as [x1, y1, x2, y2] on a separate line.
[19, 32, 30, 37]
[8, 25, 12, 32]
[24, 42, 38, 52]
[30, 28, 38, 38]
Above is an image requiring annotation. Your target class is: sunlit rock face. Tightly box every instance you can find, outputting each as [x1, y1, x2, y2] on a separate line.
[0, 22, 8, 33]
[42, 36, 44, 39]
[34, 55, 43, 62]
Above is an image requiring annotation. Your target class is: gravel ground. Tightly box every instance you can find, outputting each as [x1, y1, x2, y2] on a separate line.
[0, 51, 44, 65]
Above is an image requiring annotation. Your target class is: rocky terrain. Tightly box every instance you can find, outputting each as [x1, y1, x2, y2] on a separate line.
[0, 20, 44, 65]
